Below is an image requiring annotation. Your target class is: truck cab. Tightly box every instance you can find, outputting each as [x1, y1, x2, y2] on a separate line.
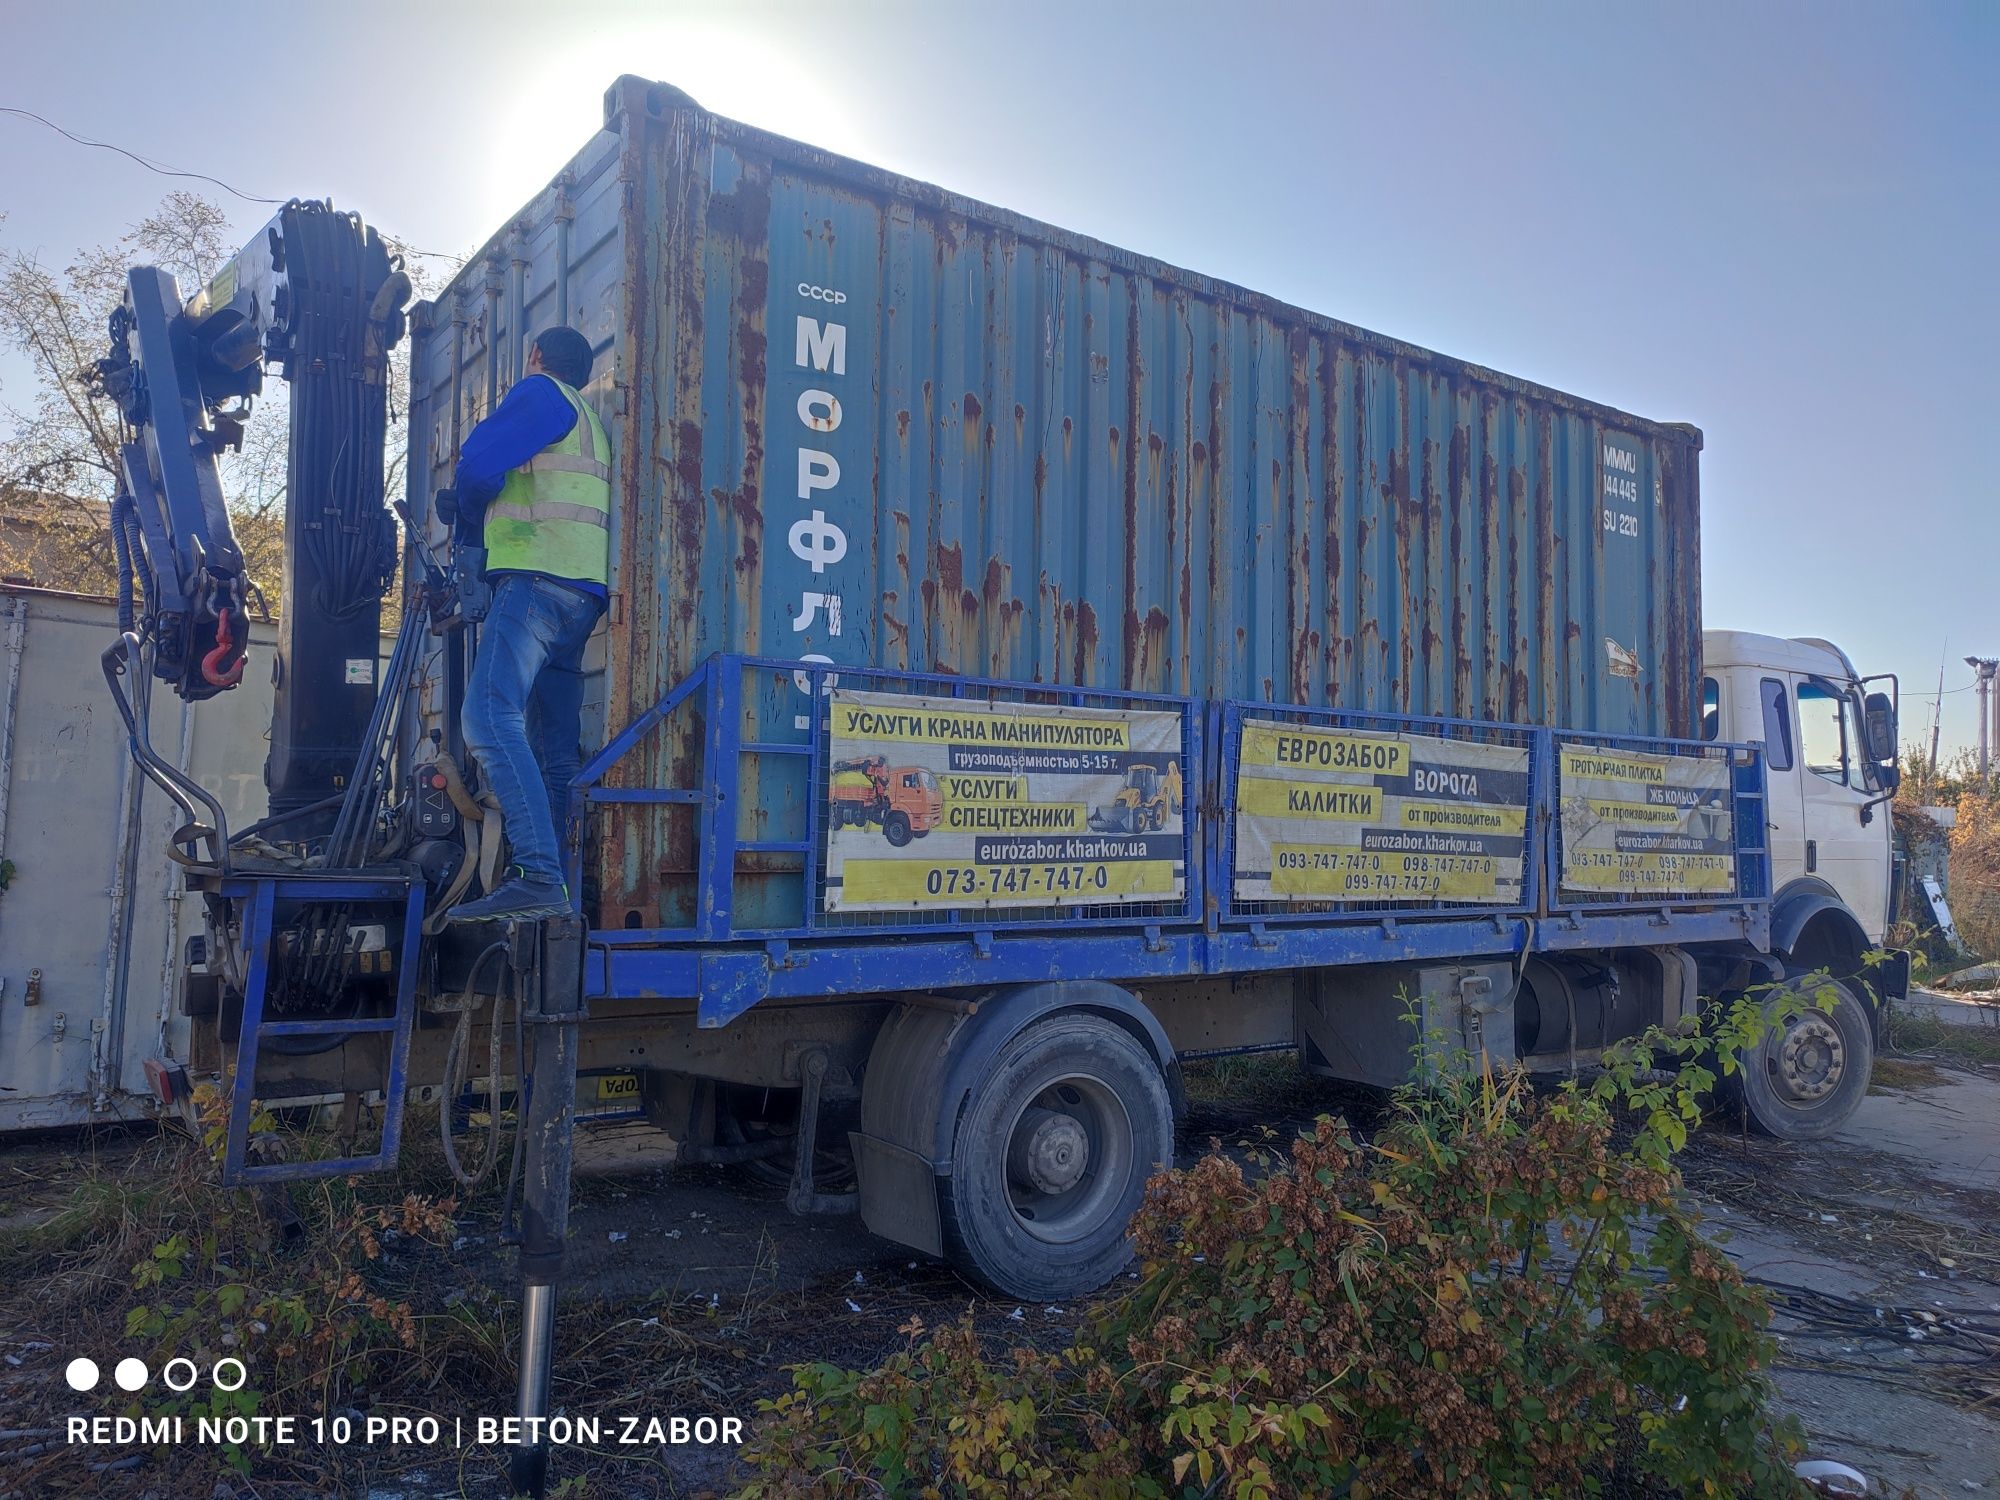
[1701, 628, 1904, 991]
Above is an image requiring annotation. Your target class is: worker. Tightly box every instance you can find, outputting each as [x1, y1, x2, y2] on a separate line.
[439, 326, 611, 922]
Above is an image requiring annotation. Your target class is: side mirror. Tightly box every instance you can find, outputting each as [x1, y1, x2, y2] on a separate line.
[1864, 691, 1896, 765]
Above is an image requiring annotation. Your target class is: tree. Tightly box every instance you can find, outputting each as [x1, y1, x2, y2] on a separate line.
[0, 193, 449, 612]
[0, 191, 291, 592]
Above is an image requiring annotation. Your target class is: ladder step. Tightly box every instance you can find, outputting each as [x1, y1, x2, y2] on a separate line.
[258, 1016, 399, 1038]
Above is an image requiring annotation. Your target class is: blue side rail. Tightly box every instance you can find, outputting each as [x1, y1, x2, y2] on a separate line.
[569, 655, 1770, 1026]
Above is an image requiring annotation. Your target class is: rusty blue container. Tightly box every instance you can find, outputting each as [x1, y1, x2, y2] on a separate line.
[408, 76, 1703, 923]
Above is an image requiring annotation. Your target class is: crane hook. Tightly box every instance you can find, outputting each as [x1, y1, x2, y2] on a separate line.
[201, 605, 246, 688]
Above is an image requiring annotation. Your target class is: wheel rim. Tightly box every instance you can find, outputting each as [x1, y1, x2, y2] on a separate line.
[1002, 1074, 1133, 1245]
[1767, 1010, 1847, 1106]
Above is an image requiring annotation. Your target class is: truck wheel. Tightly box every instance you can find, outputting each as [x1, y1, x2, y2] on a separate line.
[883, 812, 913, 847]
[939, 1013, 1171, 1300]
[1733, 975, 1874, 1141]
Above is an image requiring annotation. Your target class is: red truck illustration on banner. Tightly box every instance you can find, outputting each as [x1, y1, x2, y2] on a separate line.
[831, 756, 944, 846]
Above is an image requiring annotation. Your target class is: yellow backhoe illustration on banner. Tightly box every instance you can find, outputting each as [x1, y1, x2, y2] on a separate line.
[1088, 761, 1183, 834]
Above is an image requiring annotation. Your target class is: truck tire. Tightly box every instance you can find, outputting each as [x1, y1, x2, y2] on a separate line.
[1733, 975, 1874, 1141]
[883, 811, 912, 847]
[938, 1012, 1171, 1300]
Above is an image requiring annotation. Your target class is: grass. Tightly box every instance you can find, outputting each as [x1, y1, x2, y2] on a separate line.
[0, 1109, 1016, 1498]
[1178, 1049, 1321, 1110]
[1867, 1056, 1948, 1092]
[1883, 1004, 2000, 1068]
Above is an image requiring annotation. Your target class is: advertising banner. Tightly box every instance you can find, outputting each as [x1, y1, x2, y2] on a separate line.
[1231, 720, 1531, 905]
[823, 691, 1187, 913]
[1558, 743, 1736, 895]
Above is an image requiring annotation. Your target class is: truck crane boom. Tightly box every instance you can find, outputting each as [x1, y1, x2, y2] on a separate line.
[94, 200, 411, 831]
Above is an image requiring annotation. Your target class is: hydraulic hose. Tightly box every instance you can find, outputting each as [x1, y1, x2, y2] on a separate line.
[440, 941, 514, 1187]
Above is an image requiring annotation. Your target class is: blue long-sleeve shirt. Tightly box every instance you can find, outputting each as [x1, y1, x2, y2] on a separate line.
[452, 374, 606, 599]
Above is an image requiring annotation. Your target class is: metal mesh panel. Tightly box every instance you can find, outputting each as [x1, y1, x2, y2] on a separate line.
[1219, 700, 1538, 926]
[789, 662, 1199, 936]
[1550, 729, 1759, 912]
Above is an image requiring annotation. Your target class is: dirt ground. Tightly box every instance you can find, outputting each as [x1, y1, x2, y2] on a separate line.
[2, 1003, 1996, 1498]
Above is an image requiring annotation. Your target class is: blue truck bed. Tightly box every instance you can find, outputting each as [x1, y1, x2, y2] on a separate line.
[573, 655, 1770, 1024]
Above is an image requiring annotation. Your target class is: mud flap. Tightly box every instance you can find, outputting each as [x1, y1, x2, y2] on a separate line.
[850, 1131, 942, 1256]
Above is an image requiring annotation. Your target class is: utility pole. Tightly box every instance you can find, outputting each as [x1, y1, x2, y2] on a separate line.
[1929, 655, 1945, 780]
[1969, 657, 1999, 783]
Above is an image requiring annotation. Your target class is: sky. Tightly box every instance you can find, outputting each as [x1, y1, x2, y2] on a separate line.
[1, 0, 1994, 751]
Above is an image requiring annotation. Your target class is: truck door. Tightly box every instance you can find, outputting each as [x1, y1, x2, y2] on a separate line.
[1793, 679, 1889, 941]
[1752, 680, 1816, 892]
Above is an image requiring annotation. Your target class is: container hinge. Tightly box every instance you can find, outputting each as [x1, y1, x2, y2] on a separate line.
[1378, 916, 1399, 940]
[972, 930, 994, 961]
[1248, 923, 1278, 952]
[1143, 924, 1167, 954]
[765, 939, 792, 968]
[1650, 909, 1673, 927]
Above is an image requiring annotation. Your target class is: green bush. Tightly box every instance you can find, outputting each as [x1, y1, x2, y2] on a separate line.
[739, 995, 1819, 1499]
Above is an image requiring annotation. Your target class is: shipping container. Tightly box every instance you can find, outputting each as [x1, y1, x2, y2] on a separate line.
[407, 76, 1703, 926]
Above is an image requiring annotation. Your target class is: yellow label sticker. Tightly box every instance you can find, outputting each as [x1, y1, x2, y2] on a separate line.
[830, 701, 1130, 750]
[1267, 845, 1506, 900]
[940, 774, 1028, 803]
[1240, 724, 1407, 775]
[939, 803, 1090, 833]
[1560, 746, 1673, 785]
[1396, 800, 1525, 835]
[1238, 778, 1381, 821]
[1561, 851, 1736, 893]
[1584, 798, 1684, 827]
[838, 858, 1180, 907]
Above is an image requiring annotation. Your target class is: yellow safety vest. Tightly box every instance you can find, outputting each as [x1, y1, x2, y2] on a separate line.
[484, 377, 611, 586]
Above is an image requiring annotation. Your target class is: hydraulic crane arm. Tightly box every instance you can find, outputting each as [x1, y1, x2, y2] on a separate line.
[95, 200, 412, 830]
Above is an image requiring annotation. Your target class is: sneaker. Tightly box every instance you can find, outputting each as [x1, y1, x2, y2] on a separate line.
[449, 877, 572, 924]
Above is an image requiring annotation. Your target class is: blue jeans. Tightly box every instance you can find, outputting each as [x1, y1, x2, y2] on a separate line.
[461, 574, 604, 888]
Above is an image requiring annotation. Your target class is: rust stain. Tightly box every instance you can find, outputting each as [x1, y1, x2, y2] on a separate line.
[1074, 599, 1098, 685]
[1420, 426, 1445, 715]
[1130, 605, 1169, 690]
[896, 408, 910, 444]
[936, 539, 965, 596]
[983, 556, 1023, 675]
[669, 420, 704, 636]
[1448, 426, 1472, 718]
[882, 591, 908, 665]
[1322, 346, 1343, 703]
[1535, 407, 1557, 719]
[888, 508, 912, 669]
